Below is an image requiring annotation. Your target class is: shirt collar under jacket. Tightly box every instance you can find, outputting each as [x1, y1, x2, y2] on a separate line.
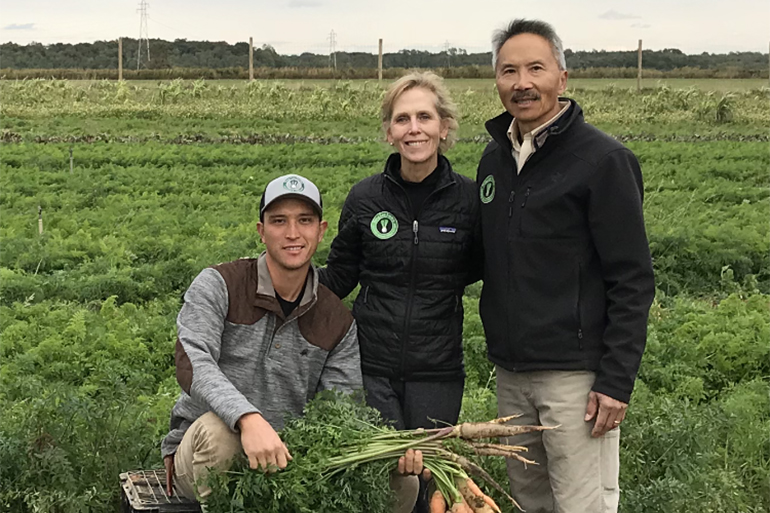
[255, 251, 318, 311]
[507, 100, 571, 153]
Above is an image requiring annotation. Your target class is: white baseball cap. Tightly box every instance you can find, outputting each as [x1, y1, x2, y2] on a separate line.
[259, 174, 323, 221]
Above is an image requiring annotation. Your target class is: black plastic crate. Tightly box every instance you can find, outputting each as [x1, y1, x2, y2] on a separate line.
[119, 469, 201, 513]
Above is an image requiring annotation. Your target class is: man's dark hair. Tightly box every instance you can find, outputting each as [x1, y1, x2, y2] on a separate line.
[492, 19, 566, 71]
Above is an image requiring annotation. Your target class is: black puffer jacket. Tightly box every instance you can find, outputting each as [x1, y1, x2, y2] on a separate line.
[320, 153, 481, 381]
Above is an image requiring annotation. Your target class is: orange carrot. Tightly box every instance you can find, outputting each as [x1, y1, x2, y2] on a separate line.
[465, 478, 484, 497]
[430, 490, 447, 513]
[458, 478, 501, 513]
[450, 497, 474, 513]
[456, 478, 495, 513]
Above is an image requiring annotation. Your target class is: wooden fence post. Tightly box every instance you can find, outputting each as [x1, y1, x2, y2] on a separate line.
[378, 39, 383, 82]
[637, 39, 643, 93]
[118, 37, 123, 80]
[249, 37, 254, 81]
[38, 206, 43, 235]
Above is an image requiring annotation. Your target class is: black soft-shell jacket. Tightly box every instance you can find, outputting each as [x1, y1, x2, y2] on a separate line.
[320, 153, 481, 381]
[477, 100, 655, 404]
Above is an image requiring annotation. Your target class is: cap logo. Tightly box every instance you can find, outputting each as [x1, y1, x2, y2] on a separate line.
[283, 176, 305, 192]
[370, 211, 398, 240]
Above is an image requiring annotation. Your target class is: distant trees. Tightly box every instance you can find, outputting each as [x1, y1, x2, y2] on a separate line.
[0, 38, 766, 77]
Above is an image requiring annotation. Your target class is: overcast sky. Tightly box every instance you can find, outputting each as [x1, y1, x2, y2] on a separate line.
[2, 0, 767, 55]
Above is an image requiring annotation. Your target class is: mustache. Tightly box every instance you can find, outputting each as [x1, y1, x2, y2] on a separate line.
[511, 91, 541, 101]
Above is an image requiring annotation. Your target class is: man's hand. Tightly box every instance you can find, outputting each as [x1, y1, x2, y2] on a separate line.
[164, 454, 174, 496]
[584, 391, 627, 437]
[397, 448, 432, 480]
[238, 412, 293, 472]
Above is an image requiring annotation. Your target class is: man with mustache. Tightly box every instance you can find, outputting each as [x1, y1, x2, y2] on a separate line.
[476, 19, 655, 513]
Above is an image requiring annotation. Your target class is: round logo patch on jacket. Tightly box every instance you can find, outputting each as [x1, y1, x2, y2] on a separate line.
[370, 211, 398, 239]
[480, 175, 495, 204]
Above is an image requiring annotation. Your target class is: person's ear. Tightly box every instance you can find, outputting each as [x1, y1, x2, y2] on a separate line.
[440, 119, 449, 141]
[558, 70, 568, 95]
[256, 221, 266, 243]
[317, 220, 328, 242]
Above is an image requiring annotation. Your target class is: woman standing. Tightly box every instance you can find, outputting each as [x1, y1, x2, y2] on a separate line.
[320, 71, 480, 435]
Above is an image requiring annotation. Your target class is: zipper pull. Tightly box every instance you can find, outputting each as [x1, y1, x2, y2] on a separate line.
[508, 191, 515, 218]
[521, 186, 531, 208]
[412, 220, 419, 245]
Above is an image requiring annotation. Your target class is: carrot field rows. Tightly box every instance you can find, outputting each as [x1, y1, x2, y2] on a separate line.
[1, 79, 768, 512]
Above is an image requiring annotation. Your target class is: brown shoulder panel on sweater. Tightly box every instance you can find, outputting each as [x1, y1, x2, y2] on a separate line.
[175, 338, 193, 394]
[212, 258, 268, 325]
[298, 284, 354, 351]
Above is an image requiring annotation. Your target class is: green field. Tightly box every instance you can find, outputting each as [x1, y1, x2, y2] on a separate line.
[1, 79, 768, 512]
[45, 77, 770, 92]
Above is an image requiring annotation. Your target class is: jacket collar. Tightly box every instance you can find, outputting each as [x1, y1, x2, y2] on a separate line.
[383, 152, 456, 189]
[485, 98, 582, 151]
[253, 252, 318, 320]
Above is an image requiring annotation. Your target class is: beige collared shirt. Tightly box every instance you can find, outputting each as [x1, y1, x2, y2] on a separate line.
[507, 100, 570, 174]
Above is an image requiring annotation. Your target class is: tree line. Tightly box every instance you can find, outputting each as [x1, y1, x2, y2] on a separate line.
[0, 38, 767, 77]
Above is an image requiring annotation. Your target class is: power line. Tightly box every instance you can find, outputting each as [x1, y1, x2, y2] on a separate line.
[137, 0, 150, 70]
[327, 29, 337, 70]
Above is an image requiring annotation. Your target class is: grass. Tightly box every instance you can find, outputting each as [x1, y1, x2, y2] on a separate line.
[55, 77, 769, 93]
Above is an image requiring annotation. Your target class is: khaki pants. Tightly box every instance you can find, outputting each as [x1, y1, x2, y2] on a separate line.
[496, 368, 620, 513]
[173, 411, 419, 512]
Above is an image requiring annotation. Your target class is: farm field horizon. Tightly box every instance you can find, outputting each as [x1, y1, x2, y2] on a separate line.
[47, 77, 770, 92]
[0, 78, 768, 512]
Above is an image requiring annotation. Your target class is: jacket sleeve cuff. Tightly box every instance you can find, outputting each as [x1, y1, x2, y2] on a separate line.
[161, 430, 184, 459]
[217, 401, 262, 432]
[591, 379, 633, 405]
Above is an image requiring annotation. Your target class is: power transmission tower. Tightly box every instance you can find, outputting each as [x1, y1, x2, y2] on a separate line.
[137, 0, 151, 70]
[444, 40, 451, 67]
[328, 29, 337, 70]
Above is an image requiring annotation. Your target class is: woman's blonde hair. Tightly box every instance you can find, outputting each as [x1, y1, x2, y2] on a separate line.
[380, 71, 459, 153]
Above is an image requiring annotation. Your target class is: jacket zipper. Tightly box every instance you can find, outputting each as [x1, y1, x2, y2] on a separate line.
[576, 263, 583, 349]
[270, 294, 318, 354]
[386, 175, 455, 379]
[363, 285, 370, 304]
[518, 186, 531, 236]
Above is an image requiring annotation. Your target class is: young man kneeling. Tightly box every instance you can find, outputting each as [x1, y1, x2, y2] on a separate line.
[161, 174, 423, 512]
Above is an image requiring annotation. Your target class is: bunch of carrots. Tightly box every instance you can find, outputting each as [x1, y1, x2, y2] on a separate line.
[324, 415, 555, 513]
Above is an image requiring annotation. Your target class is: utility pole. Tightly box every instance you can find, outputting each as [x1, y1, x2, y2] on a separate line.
[118, 37, 123, 80]
[328, 29, 337, 71]
[444, 40, 451, 68]
[637, 39, 643, 93]
[137, 0, 150, 70]
[249, 36, 254, 81]
[378, 38, 383, 82]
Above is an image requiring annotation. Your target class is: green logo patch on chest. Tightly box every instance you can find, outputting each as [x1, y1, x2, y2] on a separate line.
[370, 211, 398, 240]
[480, 175, 496, 204]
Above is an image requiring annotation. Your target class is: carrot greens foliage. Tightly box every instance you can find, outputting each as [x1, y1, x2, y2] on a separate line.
[205, 391, 396, 513]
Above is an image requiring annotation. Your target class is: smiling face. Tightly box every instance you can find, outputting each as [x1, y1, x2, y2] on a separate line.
[386, 87, 449, 171]
[257, 198, 327, 273]
[495, 33, 568, 134]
